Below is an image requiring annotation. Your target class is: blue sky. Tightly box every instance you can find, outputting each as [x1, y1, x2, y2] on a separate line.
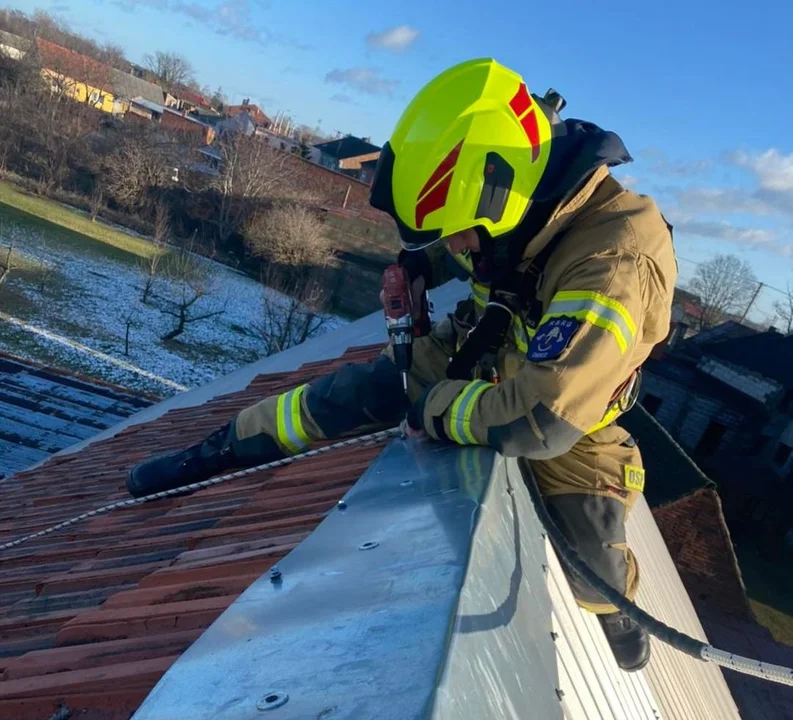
[12, 0, 793, 321]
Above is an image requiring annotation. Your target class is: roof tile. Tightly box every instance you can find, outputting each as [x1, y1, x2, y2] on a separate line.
[0, 345, 393, 717]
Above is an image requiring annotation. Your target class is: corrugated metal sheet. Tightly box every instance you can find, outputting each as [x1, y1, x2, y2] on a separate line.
[0, 353, 154, 480]
[627, 496, 741, 720]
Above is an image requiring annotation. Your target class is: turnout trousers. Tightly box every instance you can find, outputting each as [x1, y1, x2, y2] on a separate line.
[232, 322, 643, 614]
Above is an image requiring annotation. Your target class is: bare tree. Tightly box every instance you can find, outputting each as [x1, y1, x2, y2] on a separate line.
[244, 203, 333, 267]
[102, 129, 176, 211]
[36, 259, 56, 294]
[212, 132, 302, 241]
[159, 244, 224, 341]
[139, 202, 170, 304]
[688, 254, 759, 330]
[257, 267, 330, 356]
[124, 304, 138, 356]
[89, 185, 103, 222]
[143, 51, 194, 89]
[772, 283, 793, 335]
[0, 242, 13, 286]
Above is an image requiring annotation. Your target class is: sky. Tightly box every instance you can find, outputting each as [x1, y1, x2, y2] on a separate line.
[9, 0, 793, 322]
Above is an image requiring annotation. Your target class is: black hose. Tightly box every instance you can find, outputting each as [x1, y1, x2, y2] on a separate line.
[521, 463, 707, 660]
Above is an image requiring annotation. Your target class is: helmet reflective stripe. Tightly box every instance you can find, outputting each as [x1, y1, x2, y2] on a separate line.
[416, 140, 463, 229]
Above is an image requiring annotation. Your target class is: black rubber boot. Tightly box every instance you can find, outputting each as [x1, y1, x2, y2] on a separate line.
[126, 422, 282, 498]
[598, 611, 651, 672]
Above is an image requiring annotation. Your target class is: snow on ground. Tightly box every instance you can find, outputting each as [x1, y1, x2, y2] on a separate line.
[0, 214, 344, 397]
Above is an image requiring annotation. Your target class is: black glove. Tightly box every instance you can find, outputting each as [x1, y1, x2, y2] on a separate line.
[406, 385, 449, 441]
[397, 248, 433, 287]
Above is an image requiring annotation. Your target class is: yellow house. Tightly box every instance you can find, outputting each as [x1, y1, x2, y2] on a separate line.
[36, 38, 116, 114]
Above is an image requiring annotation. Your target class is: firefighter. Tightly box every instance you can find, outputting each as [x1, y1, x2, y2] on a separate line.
[128, 58, 677, 672]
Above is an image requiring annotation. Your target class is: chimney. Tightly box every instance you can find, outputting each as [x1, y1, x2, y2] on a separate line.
[768, 326, 779, 334]
[243, 98, 249, 106]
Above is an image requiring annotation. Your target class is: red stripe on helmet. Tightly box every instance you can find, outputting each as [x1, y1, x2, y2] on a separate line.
[415, 172, 453, 229]
[520, 111, 541, 162]
[509, 83, 532, 117]
[417, 140, 463, 201]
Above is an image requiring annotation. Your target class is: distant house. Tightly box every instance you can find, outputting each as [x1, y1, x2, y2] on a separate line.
[314, 135, 381, 180]
[640, 327, 793, 553]
[0, 29, 29, 60]
[126, 97, 215, 145]
[357, 157, 379, 185]
[109, 68, 165, 115]
[167, 86, 213, 114]
[36, 38, 115, 114]
[226, 99, 271, 128]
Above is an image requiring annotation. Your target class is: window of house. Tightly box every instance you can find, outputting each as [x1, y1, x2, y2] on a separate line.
[773, 442, 792, 467]
[642, 394, 663, 416]
[695, 420, 727, 457]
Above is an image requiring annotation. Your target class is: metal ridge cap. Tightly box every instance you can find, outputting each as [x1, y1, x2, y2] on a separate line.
[131, 438, 498, 720]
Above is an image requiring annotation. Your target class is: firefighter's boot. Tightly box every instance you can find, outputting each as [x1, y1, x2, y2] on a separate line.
[598, 611, 650, 672]
[126, 422, 283, 498]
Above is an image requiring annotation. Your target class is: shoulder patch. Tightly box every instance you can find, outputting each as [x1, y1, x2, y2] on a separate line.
[528, 317, 580, 362]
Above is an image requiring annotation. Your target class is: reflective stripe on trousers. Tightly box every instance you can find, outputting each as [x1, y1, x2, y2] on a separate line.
[276, 384, 310, 454]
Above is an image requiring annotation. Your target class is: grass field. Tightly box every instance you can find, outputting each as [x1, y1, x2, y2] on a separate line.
[0, 180, 159, 260]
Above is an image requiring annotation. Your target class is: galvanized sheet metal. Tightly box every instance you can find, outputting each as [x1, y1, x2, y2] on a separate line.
[627, 497, 740, 720]
[133, 442, 741, 720]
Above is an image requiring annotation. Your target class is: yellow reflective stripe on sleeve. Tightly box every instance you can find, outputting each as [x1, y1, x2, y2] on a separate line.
[276, 384, 310, 454]
[448, 380, 492, 445]
[471, 280, 489, 307]
[543, 290, 637, 354]
[513, 315, 528, 353]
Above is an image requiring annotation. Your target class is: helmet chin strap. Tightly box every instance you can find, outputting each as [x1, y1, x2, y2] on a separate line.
[474, 228, 530, 283]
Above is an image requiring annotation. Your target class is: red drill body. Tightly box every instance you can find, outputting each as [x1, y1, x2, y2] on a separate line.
[382, 264, 430, 395]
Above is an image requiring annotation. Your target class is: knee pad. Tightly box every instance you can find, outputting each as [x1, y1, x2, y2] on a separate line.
[305, 356, 405, 436]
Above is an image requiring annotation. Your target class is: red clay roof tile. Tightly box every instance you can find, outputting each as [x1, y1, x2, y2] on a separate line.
[0, 345, 385, 719]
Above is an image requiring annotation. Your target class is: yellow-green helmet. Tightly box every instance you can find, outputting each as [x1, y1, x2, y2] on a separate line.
[370, 58, 554, 251]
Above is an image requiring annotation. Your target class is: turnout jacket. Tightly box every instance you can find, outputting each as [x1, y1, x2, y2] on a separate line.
[418, 163, 678, 459]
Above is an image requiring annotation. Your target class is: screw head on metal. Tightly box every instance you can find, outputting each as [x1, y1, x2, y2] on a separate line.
[555, 688, 565, 702]
[269, 566, 282, 582]
[358, 541, 379, 551]
[337, 500, 347, 510]
[257, 691, 289, 711]
[550, 631, 558, 641]
[400, 479, 413, 487]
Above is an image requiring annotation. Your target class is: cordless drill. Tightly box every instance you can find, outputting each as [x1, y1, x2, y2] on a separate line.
[382, 264, 431, 395]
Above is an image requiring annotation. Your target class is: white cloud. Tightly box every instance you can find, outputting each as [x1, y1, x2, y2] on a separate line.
[325, 67, 399, 96]
[330, 93, 354, 104]
[365, 25, 419, 51]
[618, 174, 639, 188]
[637, 148, 713, 178]
[113, 0, 307, 48]
[673, 187, 776, 217]
[731, 149, 793, 192]
[674, 219, 776, 247]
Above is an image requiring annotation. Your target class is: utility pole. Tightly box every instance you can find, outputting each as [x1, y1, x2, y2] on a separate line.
[739, 281, 764, 323]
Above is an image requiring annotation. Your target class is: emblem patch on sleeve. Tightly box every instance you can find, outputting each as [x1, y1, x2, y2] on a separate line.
[528, 317, 580, 361]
